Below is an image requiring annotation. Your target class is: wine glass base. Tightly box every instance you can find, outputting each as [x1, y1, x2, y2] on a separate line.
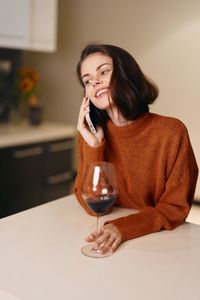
[81, 244, 113, 258]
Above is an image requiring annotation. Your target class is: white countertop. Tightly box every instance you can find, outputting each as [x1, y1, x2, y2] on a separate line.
[0, 121, 76, 148]
[0, 194, 200, 300]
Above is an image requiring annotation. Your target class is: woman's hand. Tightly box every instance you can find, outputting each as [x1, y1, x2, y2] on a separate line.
[85, 223, 122, 254]
[77, 97, 104, 147]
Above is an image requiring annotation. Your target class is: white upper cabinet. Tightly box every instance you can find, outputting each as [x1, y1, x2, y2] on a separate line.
[0, 0, 58, 52]
[0, 0, 31, 49]
[29, 0, 58, 52]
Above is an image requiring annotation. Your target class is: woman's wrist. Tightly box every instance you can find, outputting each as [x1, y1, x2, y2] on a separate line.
[86, 138, 104, 148]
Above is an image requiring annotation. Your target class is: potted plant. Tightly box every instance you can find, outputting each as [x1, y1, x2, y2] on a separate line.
[0, 67, 41, 124]
[16, 67, 41, 123]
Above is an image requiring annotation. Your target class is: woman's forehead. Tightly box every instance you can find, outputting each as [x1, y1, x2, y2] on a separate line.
[81, 53, 113, 74]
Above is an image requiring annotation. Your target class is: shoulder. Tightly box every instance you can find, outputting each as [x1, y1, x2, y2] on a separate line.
[149, 113, 188, 135]
[149, 114, 194, 155]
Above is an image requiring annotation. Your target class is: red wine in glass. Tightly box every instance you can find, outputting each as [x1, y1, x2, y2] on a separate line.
[81, 161, 118, 258]
[85, 194, 116, 214]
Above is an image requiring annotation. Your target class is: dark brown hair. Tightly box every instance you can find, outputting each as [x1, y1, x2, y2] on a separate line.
[76, 43, 159, 122]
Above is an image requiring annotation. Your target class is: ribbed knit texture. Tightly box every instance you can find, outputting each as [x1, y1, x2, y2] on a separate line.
[73, 113, 198, 242]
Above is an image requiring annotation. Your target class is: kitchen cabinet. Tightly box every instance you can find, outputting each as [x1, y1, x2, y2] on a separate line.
[0, 143, 44, 217]
[0, 137, 75, 218]
[29, 0, 58, 52]
[0, 0, 30, 49]
[0, 0, 58, 52]
[43, 138, 75, 202]
[0, 121, 76, 218]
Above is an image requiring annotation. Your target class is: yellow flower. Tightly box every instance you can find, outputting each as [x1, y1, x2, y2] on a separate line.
[18, 68, 39, 82]
[18, 78, 34, 93]
[29, 69, 40, 82]
[17, 67, 40, 100]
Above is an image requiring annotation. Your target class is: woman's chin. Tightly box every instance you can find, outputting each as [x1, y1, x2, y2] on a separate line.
[94, 103, 110, 110]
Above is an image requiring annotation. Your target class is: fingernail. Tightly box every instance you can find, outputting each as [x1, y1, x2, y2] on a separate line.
[85, 234, 92, 240]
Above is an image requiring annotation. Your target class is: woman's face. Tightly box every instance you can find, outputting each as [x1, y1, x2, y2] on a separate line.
[81, 52, 113, 110]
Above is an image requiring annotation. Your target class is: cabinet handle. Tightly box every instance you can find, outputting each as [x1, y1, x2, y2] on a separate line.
[48, 140, 73, 152]
[13, 146, 43, 158]
[47, 171, 73, 185]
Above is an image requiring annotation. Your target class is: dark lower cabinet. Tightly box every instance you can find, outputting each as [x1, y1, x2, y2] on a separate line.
[0, 137, 75, 218]
[44, 139, 75, 201]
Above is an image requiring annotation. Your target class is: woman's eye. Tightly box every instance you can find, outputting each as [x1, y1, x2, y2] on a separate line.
[101, 69, 110, 76]
[84, 79, 92, 86]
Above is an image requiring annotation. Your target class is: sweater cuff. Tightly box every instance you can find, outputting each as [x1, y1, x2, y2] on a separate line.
[105, 207, 164, 242]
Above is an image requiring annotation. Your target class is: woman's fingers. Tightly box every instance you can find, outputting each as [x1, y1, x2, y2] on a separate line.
[77, 100, 104, 147]
[85, 233, 97, 242]
[77, 97, 89, 129]
[96, 225, 121, 253]
[109, 237, 122, 252]
[101, 234, 121, 253]
[85, 224, 122, 253]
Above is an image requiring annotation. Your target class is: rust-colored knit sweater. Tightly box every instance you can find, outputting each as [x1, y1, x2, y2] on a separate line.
[73, 113, 198, 242]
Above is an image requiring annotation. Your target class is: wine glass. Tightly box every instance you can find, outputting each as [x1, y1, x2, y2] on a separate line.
[81, 161, 118, 258]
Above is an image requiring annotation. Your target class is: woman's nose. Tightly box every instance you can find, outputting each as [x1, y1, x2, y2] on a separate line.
[92, 78, 102, 86]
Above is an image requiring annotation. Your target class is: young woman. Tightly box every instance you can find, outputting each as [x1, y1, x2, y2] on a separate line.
[73, 43, 198, 254]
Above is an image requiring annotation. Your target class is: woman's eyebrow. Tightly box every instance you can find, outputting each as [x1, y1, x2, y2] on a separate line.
[96, 62, 111, 71]
[82, 63, 111, 80]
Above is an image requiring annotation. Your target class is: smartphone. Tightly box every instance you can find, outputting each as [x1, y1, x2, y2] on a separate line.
[85, 111, 97, 134]
[85, 96, 109, 132]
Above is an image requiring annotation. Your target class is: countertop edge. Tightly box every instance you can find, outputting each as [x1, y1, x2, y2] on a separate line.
[0, 121, 77, 148]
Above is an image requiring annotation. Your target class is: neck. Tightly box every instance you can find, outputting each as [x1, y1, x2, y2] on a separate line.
[107, 106, 133, 127]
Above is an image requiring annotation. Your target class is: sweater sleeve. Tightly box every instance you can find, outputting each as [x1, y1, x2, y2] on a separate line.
[73, 133, 106, 215]
[106, 126, 199, 242]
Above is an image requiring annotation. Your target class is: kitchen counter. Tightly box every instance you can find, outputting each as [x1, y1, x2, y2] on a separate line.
[0, 194, 200, 300]
[0, 121, 76, 148]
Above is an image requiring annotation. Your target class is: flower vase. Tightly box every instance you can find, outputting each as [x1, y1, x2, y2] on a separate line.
[10, 100, 27, 124]
[29, 106, 42, 125]
[28, 95, 42, 125]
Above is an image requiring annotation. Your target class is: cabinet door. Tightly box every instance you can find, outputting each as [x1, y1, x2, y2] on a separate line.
[0, 0, 57, 52]
[0, 137, 75, 218]
[44, 139, 74, 201]
[0, 0, 31, 49]
[0, 144, 44, 217]
[0, 148, 9, 217]
[29, 0, 58, 52]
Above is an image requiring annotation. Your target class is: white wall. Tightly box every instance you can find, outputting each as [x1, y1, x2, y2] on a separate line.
[24, 0, 200, 197]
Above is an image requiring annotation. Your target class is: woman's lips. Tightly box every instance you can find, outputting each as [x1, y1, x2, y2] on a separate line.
[95, 88, 109, 98]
